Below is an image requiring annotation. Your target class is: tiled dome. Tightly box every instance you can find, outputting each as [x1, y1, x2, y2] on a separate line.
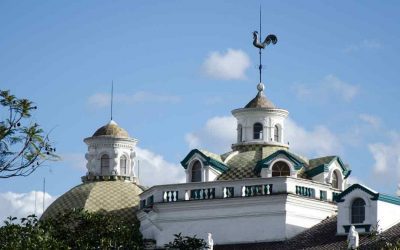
[41, 181, 143, 223]
[92, 120, 129, 138]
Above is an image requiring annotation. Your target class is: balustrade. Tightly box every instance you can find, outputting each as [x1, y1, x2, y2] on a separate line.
[223, 187, 234, 198]
[242, 184, 273, 197]
[296, 186, 315, 198]
[190, 188, 215, 200]
[163, 190, 179, 202]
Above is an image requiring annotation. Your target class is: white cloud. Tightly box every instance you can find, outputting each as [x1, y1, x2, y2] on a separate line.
[323, 75, 359, 101]
[184, 115, 341, 158]
[87, 91, 181, 108]
[344, 39, 382, 53]
[136, 147, 185, 187]
[359, 114, 381, 128]
[62, 153, 86, 171]
[346, 176, 366, 186]
[202, 49, 250, 80]
[368, 132, 400, 175]
[286, 118, 342, 157]
[0, 191, 57, 223]
[292, 75, 359, 102]
[88, 93, 110, 108]
[185, 116, 236, 153]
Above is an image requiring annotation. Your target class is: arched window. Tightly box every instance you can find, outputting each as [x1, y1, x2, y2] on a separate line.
[191, 160, 202, 182]
[274, 125, 280, 142]
[120, 155, 127, 175]
[332, 171, 339, 189]
[101, 154, 110, 175]
[351, 198, 366, 224]
[253, 123, 263, 140]
[272, 161, 291, 177]
[238, 124, 243, 142]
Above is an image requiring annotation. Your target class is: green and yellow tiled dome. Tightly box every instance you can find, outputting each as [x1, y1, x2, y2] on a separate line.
[41, 181, 144, 223]
[92, 120, 129, 138]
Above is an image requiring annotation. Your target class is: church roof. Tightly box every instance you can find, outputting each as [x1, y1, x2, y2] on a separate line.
[244, 91, 276, 109]
[92, 120, 129, 138]
[215, 216, 400, 249]
[41, 180, 143, 223]
[182, 145, 349, 181]
[243, 83, 276, 109]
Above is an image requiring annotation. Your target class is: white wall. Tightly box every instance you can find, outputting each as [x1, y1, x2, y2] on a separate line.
[139, 194, 337, 247]
[337, 188, 377, 235]
[376, 200, 400, 232]
[232, 108, 288, 145]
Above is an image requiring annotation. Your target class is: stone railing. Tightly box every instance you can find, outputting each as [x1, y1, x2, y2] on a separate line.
[139, 177, 341, 209]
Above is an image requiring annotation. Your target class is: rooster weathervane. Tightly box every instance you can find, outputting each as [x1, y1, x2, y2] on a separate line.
[252, 6, 277, 84]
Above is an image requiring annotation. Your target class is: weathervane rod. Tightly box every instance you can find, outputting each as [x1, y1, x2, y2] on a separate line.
[252, 7, 278, 87]
[111, 81, 114, 121]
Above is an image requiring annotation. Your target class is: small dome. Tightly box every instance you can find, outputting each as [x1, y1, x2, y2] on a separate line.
[92, 120, 129, 138]
[41, 181, 143, 223]
[244, 91, 275, 109]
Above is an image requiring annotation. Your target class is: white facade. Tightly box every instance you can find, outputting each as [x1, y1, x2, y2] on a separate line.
[83, 120, 139, 183]
[232, 108, 288, 148]
[337, 184, 400, 235]
[139, 177, 340, 247]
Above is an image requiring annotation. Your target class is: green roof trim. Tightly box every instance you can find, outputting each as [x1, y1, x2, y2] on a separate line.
[180, 149, 229, 173]
[306, 156, 351, 179]
[335, 184, 400, 206]
[254, 150, 306, 174]
[305, 164, 330, 178]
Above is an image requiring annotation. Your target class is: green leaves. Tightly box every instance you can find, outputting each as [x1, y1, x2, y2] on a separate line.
[0, 89, 59, 178]
[165, 233, 208, 250]
[0, 209, 143, 249]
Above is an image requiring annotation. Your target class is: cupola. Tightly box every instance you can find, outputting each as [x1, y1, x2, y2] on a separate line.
[83, 120, 139, 183]
[231, 83, 289, 151]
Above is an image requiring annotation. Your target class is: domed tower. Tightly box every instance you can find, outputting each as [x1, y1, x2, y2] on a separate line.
[83, 120, 138, 183]
[231, 82, 289, 152]
[42, 120, 143, 223]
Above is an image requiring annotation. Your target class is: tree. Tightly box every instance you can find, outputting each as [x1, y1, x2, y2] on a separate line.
[165, 233, 208, 250]
[0, 90, 58, 178]
[0, 209, 143, 249]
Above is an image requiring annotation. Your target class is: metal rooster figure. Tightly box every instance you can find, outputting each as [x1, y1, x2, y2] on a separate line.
[253, 7, 277, 83]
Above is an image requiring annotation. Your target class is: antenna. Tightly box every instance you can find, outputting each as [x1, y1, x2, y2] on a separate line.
[258, 5, 262, 83]
[34, 191, 37, 215]
[42, 177, 46, 214]
[111, 81, 114, 121]
[137, 159, 140, 180]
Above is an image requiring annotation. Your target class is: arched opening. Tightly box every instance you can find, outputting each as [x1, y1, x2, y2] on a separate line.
[101, 154, 110, 175]
[253, 123, 263, 140]
[238, 124, 243, 142]
[274, 125, 280, 142]
[272, 161, 291, 177]
[332, 171, 339, 189]
[191, 160, 202, 182]
[351, 198, 366, 224]
[120, 155, 127, 175]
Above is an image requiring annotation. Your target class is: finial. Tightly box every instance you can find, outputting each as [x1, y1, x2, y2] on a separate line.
[110, 80, 114, 121]
[252, 6, 277, 85]
[257, 83, 265, 92]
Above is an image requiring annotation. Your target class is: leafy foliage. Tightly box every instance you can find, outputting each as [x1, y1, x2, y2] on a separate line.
[165, 233, 208, 250]
[0, 90, 58, 178]
[0, 209, 143, 249]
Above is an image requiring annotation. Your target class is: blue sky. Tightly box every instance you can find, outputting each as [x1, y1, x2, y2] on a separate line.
[1, 1, 400, 220]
